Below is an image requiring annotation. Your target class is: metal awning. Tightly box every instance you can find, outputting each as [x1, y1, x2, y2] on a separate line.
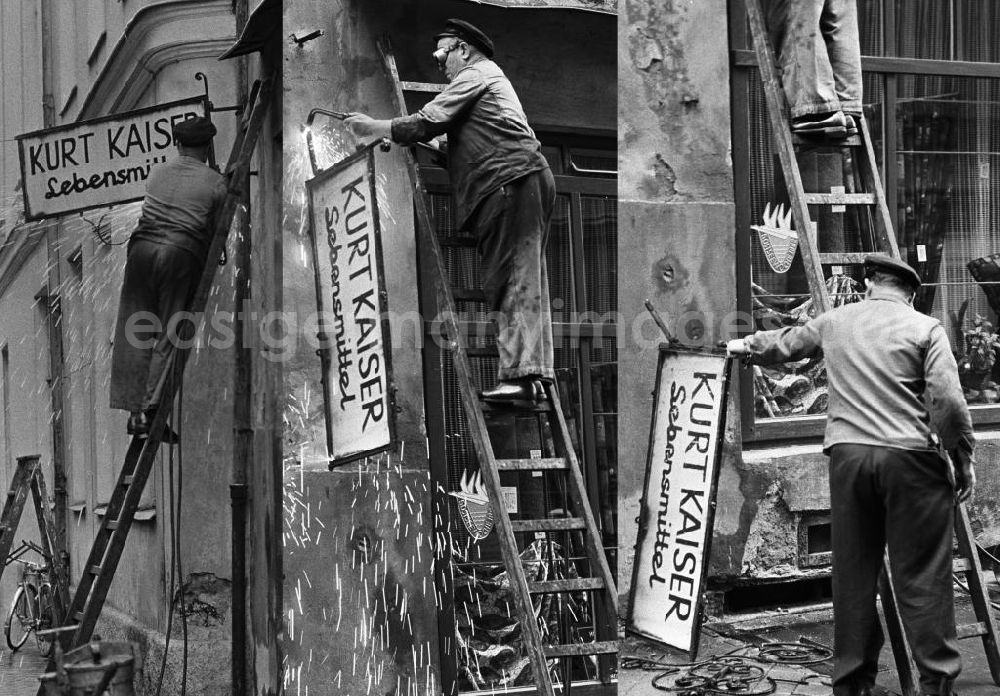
[462, 0, 615, 12]
[218, 0, 280, 60]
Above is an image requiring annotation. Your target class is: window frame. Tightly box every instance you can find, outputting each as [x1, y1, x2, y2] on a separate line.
[729, 0, 1000, 441]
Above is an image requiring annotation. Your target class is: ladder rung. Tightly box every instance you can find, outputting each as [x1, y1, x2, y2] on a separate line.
[453, 288, 485, 302]
[105, 520, 119, 531]
[480, 400, 553, 413]
[7, 490, 15, 498]
[543, 641, 619, 658]
[122, 475, 134, 486]
[956, 621, 989, 640]
[74, 611, 84, 621]
[510, 518, 585, 533]
[529, 578, 605, 594]
[819, 253, 872, 265]
[440, 234, 477, 248]
[88, 565, 101, 576]
[496, 458, 567, 471]
[793, 133, 863, 148]
[953, 557, 972, 573]
[400, 80, 446, 94]
[803, 192, 875, 206]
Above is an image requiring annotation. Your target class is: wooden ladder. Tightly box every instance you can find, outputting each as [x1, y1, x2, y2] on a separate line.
[377, 37, 618, 696]
[0, 455, 67, 620]
[34, 76, 274, 694]
[744, 0, 1000, 692]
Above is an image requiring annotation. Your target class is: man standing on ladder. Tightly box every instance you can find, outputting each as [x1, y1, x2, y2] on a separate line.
[728, 255, 975, 696]
[110, 116, 227, 440]
[765, 0, 862, 138]
[345, 19, 556, 402]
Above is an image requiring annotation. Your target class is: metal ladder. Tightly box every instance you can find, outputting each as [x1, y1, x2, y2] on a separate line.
[377, 37, 618, 696]
[744, 0, 1000, 691]
[34, 76, 274, 694]
[0, 455, 67, 618]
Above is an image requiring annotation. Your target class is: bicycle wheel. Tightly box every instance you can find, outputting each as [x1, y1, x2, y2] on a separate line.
[5, 585, 35, 651]
[34, 584, 54, 657]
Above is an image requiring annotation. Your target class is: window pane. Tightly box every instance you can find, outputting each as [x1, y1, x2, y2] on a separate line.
[892, 75, 1000, 405]
[582, 196, 617, 317]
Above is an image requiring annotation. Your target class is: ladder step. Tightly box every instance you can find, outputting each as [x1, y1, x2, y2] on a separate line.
[953, 557, 972, 573]
[543, 641, 619, 658]
[819, 253, 873, 265]
[105, 520, 119, 531]
[88, 565, 101, 576]
[803, 192, 875, 206]
[510, 518, 585, 533]
[74, 611, 84, 621]
[956, 622, 989, 640]
[439, 234, 477, 248]
[529, 578, 605, 594]
[400, 80, 446, 94]
[453, 288, 485, 303]
[793, 133, 862, 148]
[122, 475, 134, 486]
[480, 400, 553, 413]
[466, 346, 498, 359]
[496, 458, 568, 471]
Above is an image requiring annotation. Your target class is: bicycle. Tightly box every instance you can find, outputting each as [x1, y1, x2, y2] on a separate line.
[4, 539, 56, 656]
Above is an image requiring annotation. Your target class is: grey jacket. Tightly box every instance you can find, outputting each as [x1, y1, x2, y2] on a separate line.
[746, 289, 975, 454]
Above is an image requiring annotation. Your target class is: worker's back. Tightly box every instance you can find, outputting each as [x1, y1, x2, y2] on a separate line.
[132, 156, 226, 260]
[812, 292, 960, 452]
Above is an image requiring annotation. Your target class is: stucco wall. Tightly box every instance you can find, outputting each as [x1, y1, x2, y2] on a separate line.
[617, 0, 737, 606]
[283, 0, 615, 691]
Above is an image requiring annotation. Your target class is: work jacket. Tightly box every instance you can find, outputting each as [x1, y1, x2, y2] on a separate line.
[745, 289, 975, 455]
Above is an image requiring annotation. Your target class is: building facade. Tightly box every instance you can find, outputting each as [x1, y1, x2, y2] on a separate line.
[619, 0, 1000, 615]
[0, 1, 282, 693]
[282, 1, 616, 694]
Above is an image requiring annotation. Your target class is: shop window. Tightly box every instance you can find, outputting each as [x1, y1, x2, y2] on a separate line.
[732, 0, 1000, 438]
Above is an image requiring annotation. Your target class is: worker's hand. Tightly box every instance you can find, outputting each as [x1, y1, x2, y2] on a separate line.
[726, 338, 748, 357]
[344, 113, 377, 138]
[951, 447, 976, 504]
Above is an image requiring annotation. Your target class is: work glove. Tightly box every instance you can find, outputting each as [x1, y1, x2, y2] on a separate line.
[950, 447, 976, 504]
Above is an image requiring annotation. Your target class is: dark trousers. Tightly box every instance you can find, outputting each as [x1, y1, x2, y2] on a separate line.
[469, 167, 556, 382]
[109, 239, 201, 412]
[829, 444, 960, 696]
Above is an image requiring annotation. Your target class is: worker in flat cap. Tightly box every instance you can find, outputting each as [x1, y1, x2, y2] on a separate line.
[345, 18, 555, 402]
[728, 254, 974, 696]
[110, 115, 228, 441]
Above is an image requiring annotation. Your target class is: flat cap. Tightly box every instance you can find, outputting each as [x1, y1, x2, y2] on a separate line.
[435, 19, 494, 59]
[864, 253, 921, 288]
[173, 116, 217, 146]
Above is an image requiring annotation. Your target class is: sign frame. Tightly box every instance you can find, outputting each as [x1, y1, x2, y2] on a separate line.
[627, 345, 732, 657]
[16, 95, 209, 221]
[306, 143, 396, 467]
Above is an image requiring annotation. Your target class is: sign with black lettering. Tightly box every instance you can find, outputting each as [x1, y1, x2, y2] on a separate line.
[629, 348, 731, 654]
[17, 97, 208, 221]
[307, 146, 394, 466]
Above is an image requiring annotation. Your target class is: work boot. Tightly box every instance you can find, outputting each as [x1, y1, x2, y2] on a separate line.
[126, 410, 179, 445]
[481, 378, 542, 403]
[791, 110, 849, 139]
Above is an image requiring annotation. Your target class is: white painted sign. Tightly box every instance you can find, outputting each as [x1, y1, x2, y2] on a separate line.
[629, 349, 730, 654]
[308, 146, 394, 465]
[17, 97, 207, 221]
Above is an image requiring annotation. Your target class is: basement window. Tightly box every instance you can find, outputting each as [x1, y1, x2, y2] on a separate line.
[797, 513, 832, 568]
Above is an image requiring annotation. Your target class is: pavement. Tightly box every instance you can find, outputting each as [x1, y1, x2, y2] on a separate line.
[622, 590, 999, 696]
[0, 642, 48, 694]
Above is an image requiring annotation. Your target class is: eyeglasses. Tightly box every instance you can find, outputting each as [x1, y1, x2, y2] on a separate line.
[433, 41, 463, 68]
